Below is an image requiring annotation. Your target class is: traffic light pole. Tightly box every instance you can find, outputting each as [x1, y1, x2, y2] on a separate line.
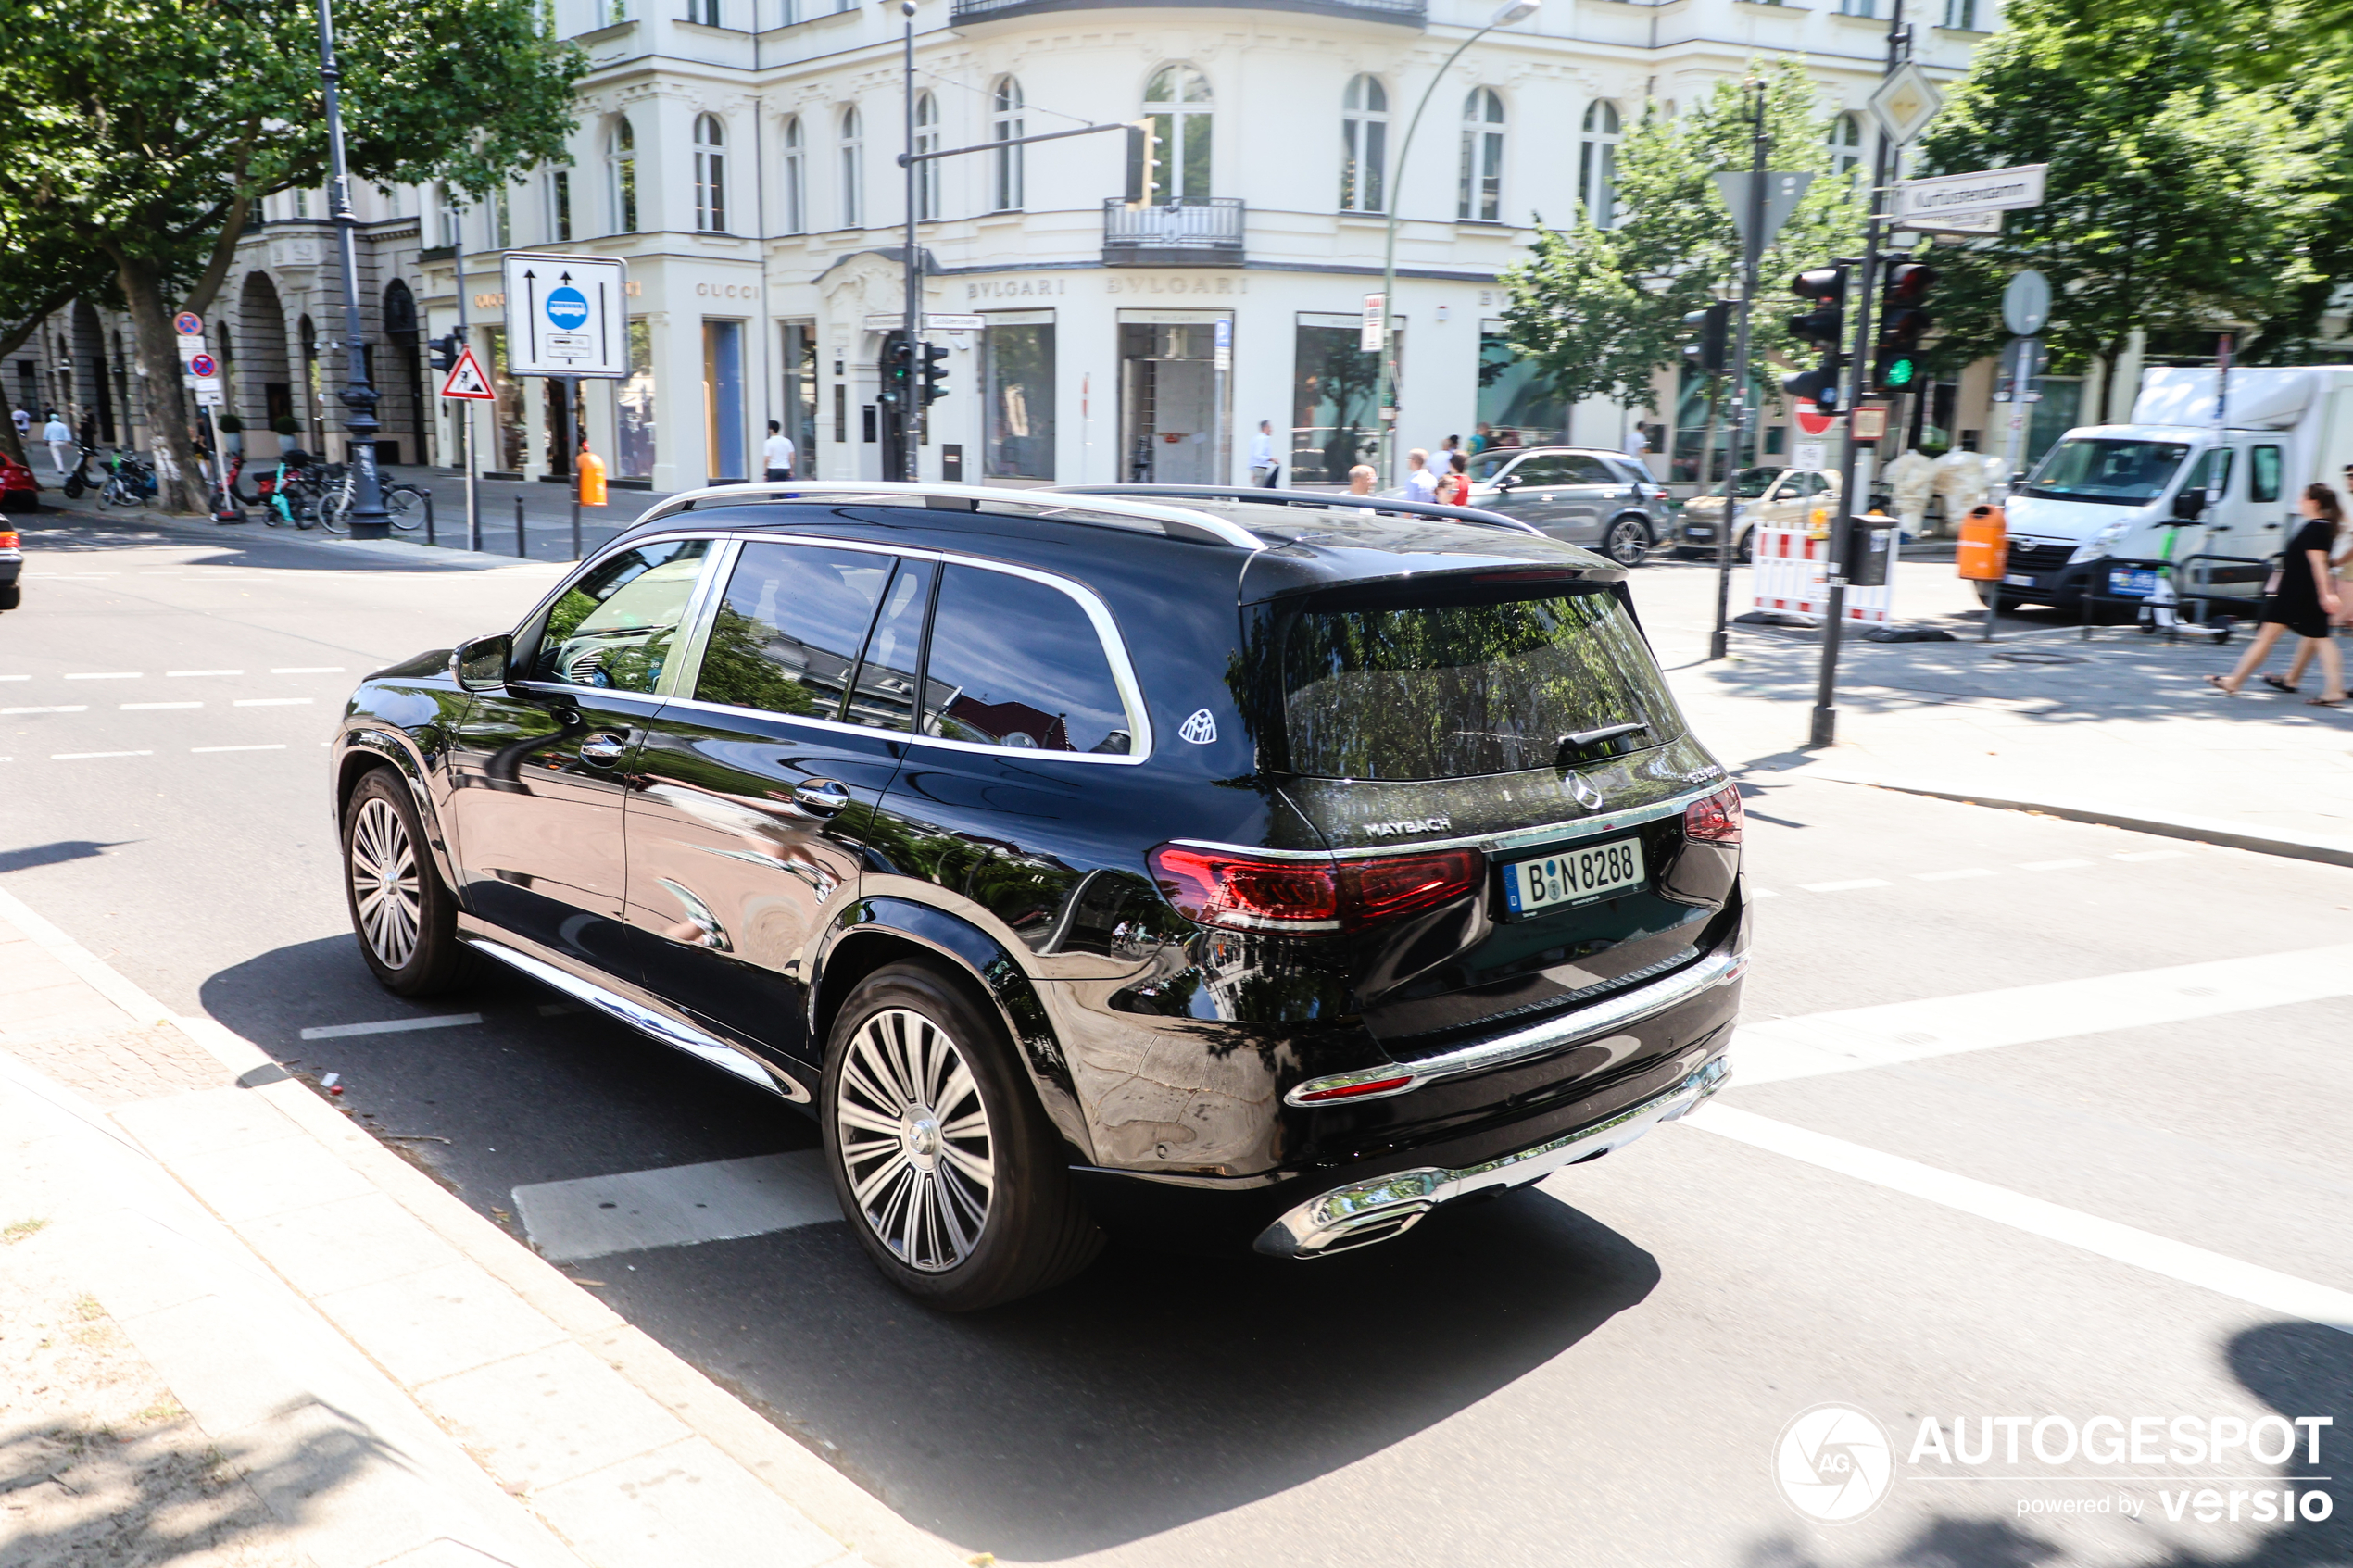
[899, 0, 922, 485]
[1809, 0, 1907, 750]
[1711, 81, 1770, 663]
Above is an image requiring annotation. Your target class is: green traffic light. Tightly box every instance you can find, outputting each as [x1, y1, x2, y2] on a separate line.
[1884, 358, 1916, 386]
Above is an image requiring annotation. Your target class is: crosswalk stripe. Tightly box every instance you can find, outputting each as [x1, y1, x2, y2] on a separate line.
[511, 1151, 839, 1263]
[1681, 1105, 2353, 1335]
[1734, 943, 2353, 1085]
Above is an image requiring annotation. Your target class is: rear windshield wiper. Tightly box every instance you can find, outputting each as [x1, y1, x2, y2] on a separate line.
[1557, 721, 1649, 759]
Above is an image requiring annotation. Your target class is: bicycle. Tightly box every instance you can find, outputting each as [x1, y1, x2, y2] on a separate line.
[95, 450, 157, 509]
[318, 469, 428, 534]
[261, 451, 327, 529]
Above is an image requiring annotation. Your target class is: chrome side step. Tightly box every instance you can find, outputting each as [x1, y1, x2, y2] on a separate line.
[462, 936, 802, 1099]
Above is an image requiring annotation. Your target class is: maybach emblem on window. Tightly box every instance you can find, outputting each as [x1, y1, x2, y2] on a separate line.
[1178, 709, 1218, 745]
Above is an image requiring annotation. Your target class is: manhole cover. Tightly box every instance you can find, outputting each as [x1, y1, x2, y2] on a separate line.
[1990, 649, 2087, 664]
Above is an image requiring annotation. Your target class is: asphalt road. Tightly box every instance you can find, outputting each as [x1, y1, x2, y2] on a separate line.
[3, 510, 2347, 1568]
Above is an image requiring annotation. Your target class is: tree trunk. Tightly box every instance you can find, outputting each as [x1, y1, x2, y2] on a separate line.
[107, 248, 208, 514]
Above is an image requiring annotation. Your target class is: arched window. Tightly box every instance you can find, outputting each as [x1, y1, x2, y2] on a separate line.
[1578, 100, 1621, 227]
[1340, 74, 1387, 214]
[990, 77, 1024, 212]
[694, 113, 728, 232]
[1828, 112, 1864, 181]
[780, 116, 806, 235]
[609, 117, 637, 233]
[1458, 88, 1505, 222]
[913, 93, 940, 221]
[1143, 64, 1213, 205]
[838, 106, 863, 228]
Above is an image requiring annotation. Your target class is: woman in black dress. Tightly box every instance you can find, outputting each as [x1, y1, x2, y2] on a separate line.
[2209, 482, 2346, 705]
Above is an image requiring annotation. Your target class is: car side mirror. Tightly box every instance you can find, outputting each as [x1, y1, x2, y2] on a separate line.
[453, 633, 513, 693]
[1491, 473, 1516, 490]
[2171, 488, 2207, 521]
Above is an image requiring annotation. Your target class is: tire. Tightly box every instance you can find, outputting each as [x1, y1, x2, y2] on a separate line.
[821, 960, 1102, 1311]
[341, 768, 473, 997]
[1602, 515, 1652, 567]
[385, 485, 425, 532]
[0, 583, 19, 612]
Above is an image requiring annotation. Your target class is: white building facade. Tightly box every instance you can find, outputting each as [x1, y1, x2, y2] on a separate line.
[16, 0, 2001, 494]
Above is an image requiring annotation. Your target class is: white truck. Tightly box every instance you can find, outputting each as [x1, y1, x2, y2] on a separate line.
[1993, 366, 2353, 610]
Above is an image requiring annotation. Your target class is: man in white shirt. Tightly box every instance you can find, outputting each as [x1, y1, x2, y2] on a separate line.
[1403, 447, 1441, 504]
[761, 420, 796, 482]
[42, 413, 76, 476]
[1248, 420, 1277, 487]
[1622, 424, 1658, 482]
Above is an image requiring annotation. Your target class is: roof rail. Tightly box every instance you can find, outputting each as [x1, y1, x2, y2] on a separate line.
[1046, 484, 1545, 538]
[633, 480, 1267, 550]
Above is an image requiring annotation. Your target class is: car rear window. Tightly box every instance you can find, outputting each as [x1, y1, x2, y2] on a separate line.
[919, 566, 1134, 755]
[1276, 582, 1684, 780]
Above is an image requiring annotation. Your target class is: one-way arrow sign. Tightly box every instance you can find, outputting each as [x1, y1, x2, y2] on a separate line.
[500, 251, 627, 378]
[440, 344, 496, 401]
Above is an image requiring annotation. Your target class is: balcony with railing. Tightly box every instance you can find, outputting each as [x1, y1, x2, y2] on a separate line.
[1102, 199, 1246, 267]
[955, 0, 1421, 25]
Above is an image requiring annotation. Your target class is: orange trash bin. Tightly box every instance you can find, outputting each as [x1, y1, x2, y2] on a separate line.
[575, 446, 608, 508]
[1957, 503, 2006, 582]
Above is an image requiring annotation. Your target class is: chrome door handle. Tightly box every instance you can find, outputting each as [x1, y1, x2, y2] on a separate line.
[793, 780, 852, 814]
[578, 732, 628, 766]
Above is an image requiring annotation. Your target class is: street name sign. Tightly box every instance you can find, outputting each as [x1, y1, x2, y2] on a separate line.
[1896, 208, 2002, 237]
[1894, 165, 2047, 224]
[440, 345, 497, 401]
[500, 252, 628, 378]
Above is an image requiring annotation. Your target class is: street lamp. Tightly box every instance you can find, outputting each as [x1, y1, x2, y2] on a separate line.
[1376, 0, 1539, 487]
[312, 0, 392, 538]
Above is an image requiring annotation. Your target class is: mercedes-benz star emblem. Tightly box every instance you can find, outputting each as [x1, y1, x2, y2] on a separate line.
[1570, 774, 1605, 810]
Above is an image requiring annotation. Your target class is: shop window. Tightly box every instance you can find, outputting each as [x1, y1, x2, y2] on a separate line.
[984, 320, 1056, 480]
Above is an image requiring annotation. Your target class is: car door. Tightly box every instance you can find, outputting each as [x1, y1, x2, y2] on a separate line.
[1493, 454, 1579, 533]
[623, 536, 926, 1065]
[446, 536, 718, 973]
[1554, 454, 1626, 543]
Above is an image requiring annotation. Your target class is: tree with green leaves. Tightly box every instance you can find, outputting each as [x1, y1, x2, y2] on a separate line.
[1495, 64, 1871, 435]
[1914, 0, 2337, 381]
[0, 0, 584, 509]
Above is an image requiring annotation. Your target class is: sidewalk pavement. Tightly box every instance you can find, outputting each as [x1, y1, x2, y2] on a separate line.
[0, 884, 966, 1568]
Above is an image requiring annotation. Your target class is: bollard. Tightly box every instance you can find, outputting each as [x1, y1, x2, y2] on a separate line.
[422, 491, 436, 548]
[515, 495, 526, 558]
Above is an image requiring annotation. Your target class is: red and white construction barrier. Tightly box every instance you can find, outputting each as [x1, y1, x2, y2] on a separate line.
[1749, 525, 1894, 624]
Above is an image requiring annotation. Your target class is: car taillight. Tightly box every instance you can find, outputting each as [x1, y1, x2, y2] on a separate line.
[1684, 784, 1743, 843]
[0, 531, 17, 549]
[1148, 845, 1484, 935]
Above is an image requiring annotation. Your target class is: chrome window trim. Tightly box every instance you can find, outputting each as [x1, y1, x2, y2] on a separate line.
[1167, 781, 1721, 863]
[631, 480, 1269, 551]
[1283, 944, 1746, 1108]
[655, 537, 740, 698]
[661, 529, 1155, 765]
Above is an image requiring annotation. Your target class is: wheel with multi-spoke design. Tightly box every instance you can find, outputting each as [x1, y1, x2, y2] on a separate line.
[341, 768, 472, 997]
[822, 961, 1101, 1310]
[1603, 515, 1653, 567]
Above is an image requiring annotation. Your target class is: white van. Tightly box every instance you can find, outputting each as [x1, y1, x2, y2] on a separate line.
[1995, 367, 2353, 609]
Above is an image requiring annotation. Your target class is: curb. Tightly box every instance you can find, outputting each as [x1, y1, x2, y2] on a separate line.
[0, 883, 970, 1568]
[1812, 776, 2353, 871]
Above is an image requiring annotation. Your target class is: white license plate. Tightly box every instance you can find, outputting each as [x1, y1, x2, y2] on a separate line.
[2004, 572, 2033, 586]
[1502, 838, 1647, 918]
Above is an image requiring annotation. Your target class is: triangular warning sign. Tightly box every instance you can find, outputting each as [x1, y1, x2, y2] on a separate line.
[440, 345, 495, 401]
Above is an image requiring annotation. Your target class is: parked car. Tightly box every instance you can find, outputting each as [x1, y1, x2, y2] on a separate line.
[1465, 446, 1672, 566]
[0, 522, 19, 611]
[0, 450, 39, 513]
[332, 483, 1747, 1309]
[1676, 467, 1840, 560]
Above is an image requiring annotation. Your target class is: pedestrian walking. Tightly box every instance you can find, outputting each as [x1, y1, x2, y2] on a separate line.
[2208, 482, 2346, 707]
[1440, 450, 1471, 506]
[42, 412, 75, 477]
[761, 420, 796, 482]
[1439, 434, 1462, 470]
[1249, 420, 1279, 487]
[2271, 479, 2353, 692]
[1347, 464, 1377, 495]
[1470, 422, 1494, 456]
[1403, 447, 1440, 504]
[9, 407, 29, 443]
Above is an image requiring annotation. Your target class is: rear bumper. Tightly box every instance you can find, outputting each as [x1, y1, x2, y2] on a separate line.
[1256, 1055, 1730, 1257]
[0, 550, 21, 583]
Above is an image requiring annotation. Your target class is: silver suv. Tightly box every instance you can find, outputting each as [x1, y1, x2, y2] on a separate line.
[1465, 447, 1670, 566]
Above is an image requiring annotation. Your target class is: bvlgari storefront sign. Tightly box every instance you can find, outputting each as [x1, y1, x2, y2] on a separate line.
[963, 273, 1250, 304]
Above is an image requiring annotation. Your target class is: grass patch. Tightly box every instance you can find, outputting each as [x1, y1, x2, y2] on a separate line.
[2, 1217, 49, 1244]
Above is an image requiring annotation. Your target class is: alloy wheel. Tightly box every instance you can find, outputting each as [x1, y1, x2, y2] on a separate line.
[348, 797, 422, 970]
[835, 1006, 996, 1272]
[1605, 518, 1650, 566]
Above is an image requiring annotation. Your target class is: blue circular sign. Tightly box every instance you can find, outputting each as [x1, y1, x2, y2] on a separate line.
[545, 286, 590, 331]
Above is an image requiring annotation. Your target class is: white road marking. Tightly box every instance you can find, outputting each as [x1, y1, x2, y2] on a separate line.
[121, 701, 201, 710]
[50, 750, 155, 760]
[0, 674, 25, 682]
[1749, 887, 1780, 898]
[298, 1012, 484, 1040]
[65, 671, 141, 680]
[233, 697, 313, 707]
[511, 1151, 840, 1263]
[1913, 868, 1994, 882]
[2115, 849, 2190, 862]
[168, 669, 243, 677]
[2019, 859, 2092, 871]
[1799, 878, 1891, 893]
[1734, 943, 2353, 1085]
[192, 744, 288, 754]
[271, 666, 346, 674]
[4, 706, 89, 715]
[1682, 1105, 2353, 1336]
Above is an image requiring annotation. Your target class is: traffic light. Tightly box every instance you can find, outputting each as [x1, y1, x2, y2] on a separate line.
[1781, 265, 1849, 413]
[1872, 262, 1936, 393]
[1680, 303, 1730, 375]
[919, 341, 950, 407]
[880, 332, 913, 411]
[428, 333, 459, 374]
